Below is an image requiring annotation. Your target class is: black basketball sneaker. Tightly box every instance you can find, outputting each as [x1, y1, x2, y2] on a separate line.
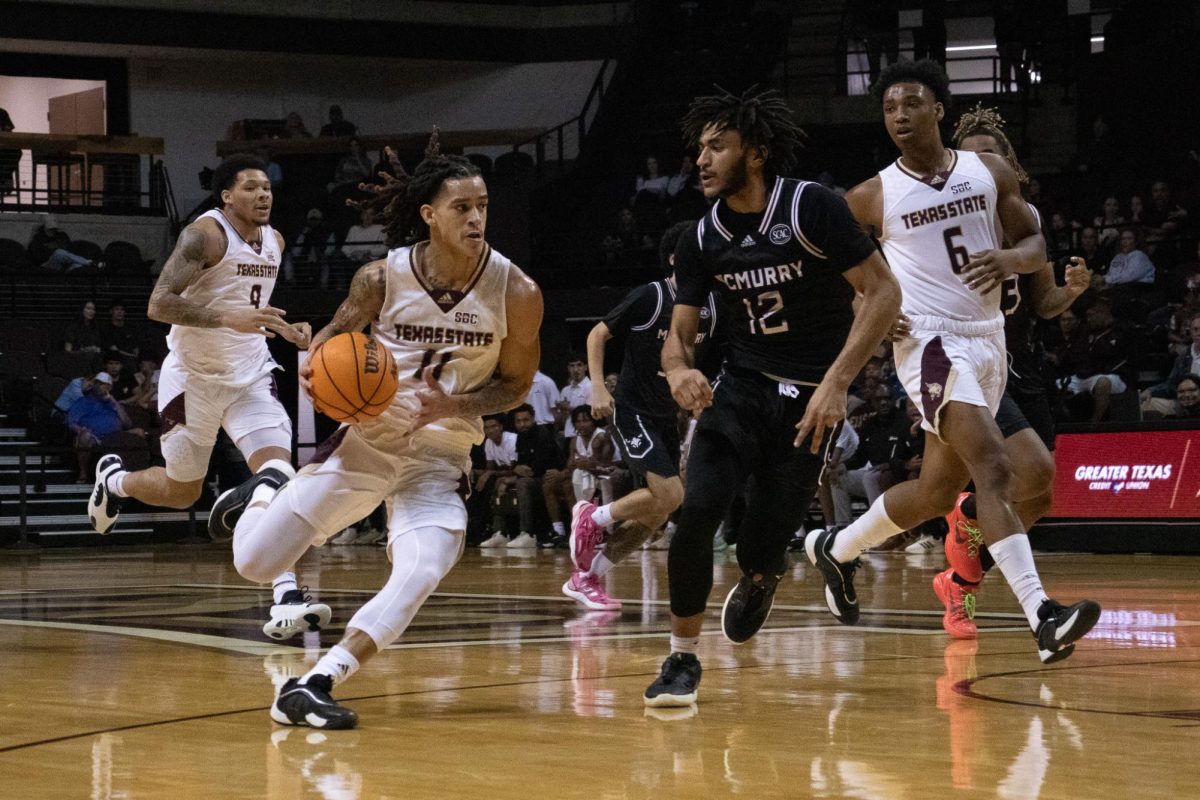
[643, 653, 702, 707]
[263, 587, 333, 641]
[805, 528, 861, 625]
[208, 467, 290, 542]
[721, 572, 783, 644]
[1035, 598, 1102, 664]
[271, 675, 358, 730]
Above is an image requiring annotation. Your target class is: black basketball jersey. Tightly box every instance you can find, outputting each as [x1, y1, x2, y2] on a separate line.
[999, 202, 1048, 395]
[604, 279, 720, 418]
[999, 272, 1045, 395]
[674, 178, 877, 383]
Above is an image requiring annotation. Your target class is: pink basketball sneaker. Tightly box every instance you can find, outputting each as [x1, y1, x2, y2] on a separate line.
[569, 500, 604, 572]
[562, 569, 621, 610]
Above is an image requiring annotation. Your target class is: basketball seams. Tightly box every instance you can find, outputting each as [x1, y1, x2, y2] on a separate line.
[310, 332, 397, 423]
[319, 340, 366, 422]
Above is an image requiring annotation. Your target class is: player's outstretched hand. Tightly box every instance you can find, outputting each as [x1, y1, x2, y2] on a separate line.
[279, 321, 312, 350]
[591, 384, 614, 419]
[961, 249, 1017, 294]
[667, 368, 713, 414]
[222, 306, 289, 337]
[794, 381, 848, 453]
[410, 367, 459, 431]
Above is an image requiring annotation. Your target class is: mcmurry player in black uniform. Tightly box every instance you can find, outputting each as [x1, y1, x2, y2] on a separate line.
[643, 87, 901, 707]
[565, 221, 722, 612]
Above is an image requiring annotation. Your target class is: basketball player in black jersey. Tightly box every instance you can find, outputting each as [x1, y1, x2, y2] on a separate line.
[566, 221, 721, 611]
[929, 105, 1092, 638]
[643, 87, 901, 707]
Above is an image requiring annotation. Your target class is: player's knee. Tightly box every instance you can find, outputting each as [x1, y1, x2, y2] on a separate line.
[232, 543, 274, 584]
[972, 450, 1013, 494]
[652, 479, 685, 516]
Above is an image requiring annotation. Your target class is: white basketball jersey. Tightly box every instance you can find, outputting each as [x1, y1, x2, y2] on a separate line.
[166, 210, 281, 386]
[363, 242, 511, 464]
[878, 150, 1003, 325]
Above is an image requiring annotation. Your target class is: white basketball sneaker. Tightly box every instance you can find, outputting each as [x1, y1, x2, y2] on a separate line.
[263, 588, 333, 640]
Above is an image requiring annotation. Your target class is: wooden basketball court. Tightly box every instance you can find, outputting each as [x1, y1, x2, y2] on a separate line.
[1, 543, 1197, 798]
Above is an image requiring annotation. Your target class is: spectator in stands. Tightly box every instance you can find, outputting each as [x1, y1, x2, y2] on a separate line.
[287, 208, 335, 286]
[103, 355, 137, 402]
[1142, 314, 1200, 416]
[850, 0, 900, 83]
[815, 419, 859, 532]
[100, 300, 140, 366]
[1143, 180, 1190, 266]
[1104, 228, 1156, 287]
[257, 147, 283, 188]
[523, 369, 560, 436]
[283, 111, 312, 139]
[510, 403, 563, 546]
[1094, 195, 1125, 249]
[64, 300, 103, 355]
[829, 385, 904, 527]
[29, 219, 94, 273]
[0, 107, 18, 196]
[341, 208, 386, 265]
[1167, 374, 1200, 419]
[913, 0, 948, 65]
[66, 371, 145, 482]
[476, 414, 524, 548]
[600, 206, 652, 265]
[1062, 296, 1133, 422]
[632, 155, 671, 201]
[319, 105, 357, 138]
[557, 354, 592, 438]
[122, 353, 160, 430]
[53, 374, 94, 419]
[543, 405, 612, 533]
[666, 155, 707, 221]
[1046, 211, 1077, 256]
[604, 372, 618, 396]
[328, 138, 373, 192]
[1072, 226, 1111, 274]
[1129, 193, 1145, 225]
[993, 0, 1028, 92]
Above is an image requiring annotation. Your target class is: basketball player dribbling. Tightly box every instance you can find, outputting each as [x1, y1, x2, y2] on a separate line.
[87, 154, 332, 641]
[218, 135, 543, 729]
[805, 60, 1101, 663]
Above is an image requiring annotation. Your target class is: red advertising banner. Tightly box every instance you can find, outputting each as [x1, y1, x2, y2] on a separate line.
[1051, 429, 1200, 518]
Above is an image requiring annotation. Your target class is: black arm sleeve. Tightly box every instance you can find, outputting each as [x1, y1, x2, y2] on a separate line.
[672, 222, 710, 307]
[798, 185, 878, 272]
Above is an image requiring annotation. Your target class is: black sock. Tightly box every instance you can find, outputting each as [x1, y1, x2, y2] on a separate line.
[951, 571, 981, 588]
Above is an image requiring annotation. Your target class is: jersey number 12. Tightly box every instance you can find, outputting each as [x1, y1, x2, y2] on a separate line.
[743, 290, 790, 335]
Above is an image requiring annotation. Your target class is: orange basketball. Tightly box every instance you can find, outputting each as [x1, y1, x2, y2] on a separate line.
[308, 332, 399, 423]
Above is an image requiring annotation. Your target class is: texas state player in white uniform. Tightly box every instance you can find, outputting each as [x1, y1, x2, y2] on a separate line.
[223, 139, 543, 730]
[804, 60, 1100, 665]
[87, 154, 330, 642]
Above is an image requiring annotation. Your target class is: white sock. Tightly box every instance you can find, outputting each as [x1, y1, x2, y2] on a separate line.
[670, 634, 700, 656]
[830, 498, 903, 562]
[108, 471, 129, 498]
[588, 552, 615, 578]
[234, 460, 298, 539]
[302, 644, 360, 687]
[552, 521, 566, 536]
[272, 572, 298, 603]
[988, 534, 1048, 629]
[590, 503, 615, 528]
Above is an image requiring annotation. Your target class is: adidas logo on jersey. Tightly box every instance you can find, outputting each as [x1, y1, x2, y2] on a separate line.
[440, 292, 454, 303]
[740, 235, 756, 247]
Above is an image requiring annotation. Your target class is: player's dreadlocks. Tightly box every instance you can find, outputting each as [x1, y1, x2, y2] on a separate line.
[952, 103, 1029, 184]
[871, 59, 952, 108]
[681, 86, 805, 179]
[352, 128, 482, 246]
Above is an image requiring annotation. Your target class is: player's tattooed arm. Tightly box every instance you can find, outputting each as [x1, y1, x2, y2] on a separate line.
[147, 223, 224, 328]
[309, 260, 387, 351]
[149, 220, 291, 336]
[410, 268, 543, 429]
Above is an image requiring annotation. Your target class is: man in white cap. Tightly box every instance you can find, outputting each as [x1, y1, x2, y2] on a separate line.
[66, 372, 144, 482]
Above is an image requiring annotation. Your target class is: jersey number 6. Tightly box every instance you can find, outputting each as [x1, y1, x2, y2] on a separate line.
[944, 227, 970, 274]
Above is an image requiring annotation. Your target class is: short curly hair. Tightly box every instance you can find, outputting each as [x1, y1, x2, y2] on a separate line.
[871, 59, 952, 108]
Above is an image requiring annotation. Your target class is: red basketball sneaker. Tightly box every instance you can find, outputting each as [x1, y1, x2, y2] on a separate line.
[569, 500, 604, 572]
[944, 492, 983, 584]
[933, 568, 978, 640]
